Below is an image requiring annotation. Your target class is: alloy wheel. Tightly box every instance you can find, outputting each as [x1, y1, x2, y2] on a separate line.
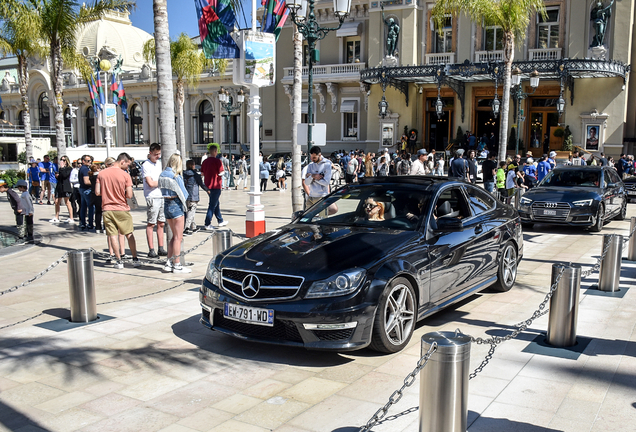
[384, 283, 415, 346]
[502, 245, 517, 287]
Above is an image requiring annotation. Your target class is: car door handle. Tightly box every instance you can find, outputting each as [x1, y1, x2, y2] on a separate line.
[475, 224, 483, 235]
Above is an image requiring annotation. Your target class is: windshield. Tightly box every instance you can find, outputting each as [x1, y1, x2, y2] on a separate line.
[297, 185, 432, 231]
[539, 169, 602, 188]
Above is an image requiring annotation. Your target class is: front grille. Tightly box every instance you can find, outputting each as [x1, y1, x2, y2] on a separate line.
[313, 329, 355, 341]
[202, 308, 210, 322]
[531, 202, 570, 221]
[221, 268, 304, 301]
[213, 309, 303, 342]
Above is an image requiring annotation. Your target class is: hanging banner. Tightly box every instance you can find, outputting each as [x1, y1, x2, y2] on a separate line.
[233, 30, 276, 87]
[105, 103, 117, 127]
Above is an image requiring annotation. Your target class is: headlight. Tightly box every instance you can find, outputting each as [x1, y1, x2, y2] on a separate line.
[573, 199, 593, 207]
[205, 262, 220, 286]
[520, 197, 533, 205]
[306, 268, 365, 299]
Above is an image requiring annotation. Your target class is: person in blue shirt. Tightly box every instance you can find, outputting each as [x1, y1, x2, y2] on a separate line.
[522, 158, 537, 183]
[537, 155, 551, 182]
[38, 155, 56, 205]
[548, 151, 557, 170]
[27, 160, 41, 201]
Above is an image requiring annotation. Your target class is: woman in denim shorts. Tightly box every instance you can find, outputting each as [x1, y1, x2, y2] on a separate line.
[159, 154, 191, 273]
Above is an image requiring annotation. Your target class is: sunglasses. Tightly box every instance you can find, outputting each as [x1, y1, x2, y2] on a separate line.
[364, 203, 378, 210]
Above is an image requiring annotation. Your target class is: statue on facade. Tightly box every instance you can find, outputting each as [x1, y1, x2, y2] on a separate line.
[590, 0, 615, 47]
[381, 4, 400, 57]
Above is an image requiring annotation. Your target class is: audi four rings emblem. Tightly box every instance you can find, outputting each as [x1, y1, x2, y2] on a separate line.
[241, 274, 261, 298]
[545, 202, 557, 208]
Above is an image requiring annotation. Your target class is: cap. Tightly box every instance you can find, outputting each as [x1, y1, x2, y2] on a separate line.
[16, 179, 28, 188]
[0, 179, 6, 187]
[526, 157, 534, 163]
[456, 148, 465, 155]
[30, 158, 37, 163]
[417, 149, 428, 156]
[526, 151, 533, 156]
[549, 151, 557, 157]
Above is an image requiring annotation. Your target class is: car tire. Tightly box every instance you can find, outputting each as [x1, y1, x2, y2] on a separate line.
[491, 241, 517, 293]
[616, 201, 627, 221]
[591, 204, 605, 232]
[369, 277, 416, 353]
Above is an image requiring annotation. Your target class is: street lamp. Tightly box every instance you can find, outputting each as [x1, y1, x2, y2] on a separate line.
[557, 94, 566, 117]
[218, 87, 244, 188]
[378, 96, 389, 118]
[288, 0, 352, 150]
[66, 103, 78, 147]
[492, 66, 500, 118]
[511, 68, 540, 155]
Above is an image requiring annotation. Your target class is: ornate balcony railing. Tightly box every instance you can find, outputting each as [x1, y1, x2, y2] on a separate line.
[528, 48, 562, 61]
[281, 62, 366, 83]
[425, 53, 455, 65]
[475, 50, 504, 62]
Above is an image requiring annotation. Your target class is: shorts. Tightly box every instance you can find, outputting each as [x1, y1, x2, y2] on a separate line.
[55, 190, 71, 199]
[42, 180, 51, 191]
[103, 210, 134, 236]
[146, 197, 166, 224]
[164, 198, 184, 220]
[507, 188, 517, 197]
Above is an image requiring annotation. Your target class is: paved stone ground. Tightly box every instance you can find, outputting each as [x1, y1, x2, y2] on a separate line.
[0, 185, 635, 432]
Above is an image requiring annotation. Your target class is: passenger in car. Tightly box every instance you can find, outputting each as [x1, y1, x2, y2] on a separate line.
[364, 198, 385, 221]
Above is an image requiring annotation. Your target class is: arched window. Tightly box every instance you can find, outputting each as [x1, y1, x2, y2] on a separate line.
[86, 107, 95, 144]
[130, 104, 143, 144]
[199, 100, 214, 144]
[38, 93, 50, 127]
[0, 111, 5, 120]
[18, 110, 24, 126]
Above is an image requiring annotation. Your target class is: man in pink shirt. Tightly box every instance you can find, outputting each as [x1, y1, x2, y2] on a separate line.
[201, 144, 227, 230]
[96, 153, 140, 269]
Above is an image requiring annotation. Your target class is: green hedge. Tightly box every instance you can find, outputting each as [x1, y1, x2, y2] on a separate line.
[0, 170, 27, 188]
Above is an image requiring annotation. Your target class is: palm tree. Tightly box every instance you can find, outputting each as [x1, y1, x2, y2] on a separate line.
[432, 0, 546, 162]
[0, 3, 46, 163]
[143, 34, 222, 166]
[291, 25, 303, 212]
[35, 0, 135, 157]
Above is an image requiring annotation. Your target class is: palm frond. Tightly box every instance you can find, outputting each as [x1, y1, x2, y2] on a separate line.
[61, 47, 92, 80]
[142, 38, 155, 64]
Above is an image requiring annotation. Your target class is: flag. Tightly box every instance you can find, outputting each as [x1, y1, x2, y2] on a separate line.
[118, 78, 128, 122]
[110, 73, 119, 105]
[195, 0, 240, 59]
[89, 75, 100, 112]
[261, 0, 289, 41]
[95, 73, 105, 108]
[0, 92, 3, 110]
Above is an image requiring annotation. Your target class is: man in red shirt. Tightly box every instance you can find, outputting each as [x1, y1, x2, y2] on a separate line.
[95, 152, 140, 269]
[201, 144, 227, 230]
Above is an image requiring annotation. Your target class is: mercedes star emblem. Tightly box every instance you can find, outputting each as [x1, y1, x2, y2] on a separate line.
[241, 274, 260, 298]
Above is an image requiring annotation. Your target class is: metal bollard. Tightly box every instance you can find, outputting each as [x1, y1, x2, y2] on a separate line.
[419, 331, 471, 432]
[514, 190, 521, 209]
[628, 217, 636, 261]
[598, 234, 623, 292]
[213, 230, 233, 256]
[546, 263, 581, 347]
[67, 249, 97, 323]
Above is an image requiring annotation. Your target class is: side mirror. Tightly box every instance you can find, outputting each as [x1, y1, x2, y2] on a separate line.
[435, 217, 464, 231]
[607, 183, 617, 188]
[292, 210, 304, 221]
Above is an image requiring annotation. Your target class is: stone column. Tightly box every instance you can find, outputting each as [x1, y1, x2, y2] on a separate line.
[143, 98, 150, 143]
[148, 97, 157, 144]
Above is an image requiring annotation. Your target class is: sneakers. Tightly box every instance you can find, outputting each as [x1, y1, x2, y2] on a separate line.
[131, 258, 141, 268]
[67, 218, 75, 224]
[191, 226, 200, 233]
[47, 200, 52, 205]
[218, 221, 229, 227]
[121, 254, 131, 260]
[157, 247, 168, 257]
[172, 264, 192, 273]
[148, 249, 158, 258]
[205, 225, 216, 231]
[106, 254, 116, 263]
[114, 260, 124, 269]
[183, 229, 193, 236]
[49, 218, 60, 223]
[163, 260, 173, 272]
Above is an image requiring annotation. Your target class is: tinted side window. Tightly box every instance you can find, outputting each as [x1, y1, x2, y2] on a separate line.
[435, 187, 471, 219]
[465, 186, 495, 215]
[608, 169, 622, 185]
[603, 170, 613, 187]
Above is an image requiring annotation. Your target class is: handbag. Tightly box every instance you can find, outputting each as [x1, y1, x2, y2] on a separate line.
[127, 193, 139, 210]
[31, 181, 40, 187]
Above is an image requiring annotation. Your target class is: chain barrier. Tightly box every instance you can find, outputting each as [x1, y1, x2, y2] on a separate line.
[359, 342, 437, 432]
[0, 252, 69, 297]
[97, 281, 188, 305]
[0, 313, 44, 331]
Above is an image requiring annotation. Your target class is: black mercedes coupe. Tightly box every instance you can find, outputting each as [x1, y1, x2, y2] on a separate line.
[200, 176, 523, 353]
[518, 166, 627, 232]
[624, 175, 636, 202]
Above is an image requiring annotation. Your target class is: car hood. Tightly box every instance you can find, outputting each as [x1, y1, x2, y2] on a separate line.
[524, 186, 600, 202]
[218, 224, 419, 280]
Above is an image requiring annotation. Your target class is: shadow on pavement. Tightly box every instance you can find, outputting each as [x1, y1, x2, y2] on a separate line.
[467, 415, 561, 431]
[0, 399, 53, 431]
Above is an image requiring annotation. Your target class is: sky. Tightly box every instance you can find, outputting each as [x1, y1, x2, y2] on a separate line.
[129, 0, 256, 39]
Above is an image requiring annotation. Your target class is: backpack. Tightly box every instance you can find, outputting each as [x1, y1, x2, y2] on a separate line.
[377, 163, 387, 177]
[399, 159, 411, 175]
[239, 161, 244, 174]
[347, 158, 357, 175]
[389, 161, 397, 176]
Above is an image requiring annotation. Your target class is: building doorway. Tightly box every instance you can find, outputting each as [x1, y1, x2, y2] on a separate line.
[426, 97, 454, 151]
[528, 97, 560, 155]
[474, 97, 500, 154]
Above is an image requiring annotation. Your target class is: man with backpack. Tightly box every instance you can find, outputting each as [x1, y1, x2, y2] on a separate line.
[397, 153, 411, 175]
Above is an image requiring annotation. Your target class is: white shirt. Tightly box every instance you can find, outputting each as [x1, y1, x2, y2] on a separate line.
[302, 157, 332, 197]
[410, 158, 427, 175]
[142, 159, 162, 199]
[506, 170, 517, 189]
[70, 167, 80, 188]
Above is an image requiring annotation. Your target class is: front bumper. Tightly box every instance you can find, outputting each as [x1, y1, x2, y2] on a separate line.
[518, 204, 597, 227]
[199, 277, 376, 351]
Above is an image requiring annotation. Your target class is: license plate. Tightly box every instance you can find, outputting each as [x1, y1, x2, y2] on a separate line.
[543, 209, 557, 216]
[224, 303, 274, 327]
[628, 191, 636, 195]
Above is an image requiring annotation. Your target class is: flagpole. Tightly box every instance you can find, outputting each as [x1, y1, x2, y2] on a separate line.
[103, 69, 111, 159]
